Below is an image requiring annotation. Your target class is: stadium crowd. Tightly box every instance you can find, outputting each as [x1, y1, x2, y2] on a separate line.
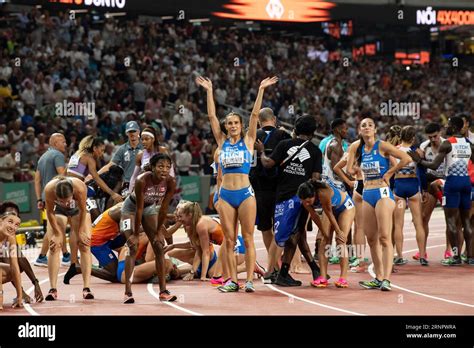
[0, 8, 473, 182]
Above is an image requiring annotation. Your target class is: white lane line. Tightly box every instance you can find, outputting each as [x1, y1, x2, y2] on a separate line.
[24, 272, 67, 316]
[265, 283, 365, 316]
[368, 245, 474, 308]
[146, 283, 204, 316]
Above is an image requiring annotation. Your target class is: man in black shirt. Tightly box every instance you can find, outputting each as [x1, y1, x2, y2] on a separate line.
[259, 115, 322, 286]
[250, 108, 291, 252]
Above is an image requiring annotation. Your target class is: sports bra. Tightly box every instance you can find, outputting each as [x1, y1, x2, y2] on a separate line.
[67, 154, 89, 179]
[360, 140, 389, 181]
[219, 138, 252, 175]
[313, 183, 344, 210]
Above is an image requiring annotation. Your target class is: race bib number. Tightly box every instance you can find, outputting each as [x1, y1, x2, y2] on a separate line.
[379, 187, 390, 198]
[344, 198, 354, 210]
[68, 154, 80, 167]
[121, 218, 132, 231]
[221, 150, 245, 168]
[86, 198, 97, 212]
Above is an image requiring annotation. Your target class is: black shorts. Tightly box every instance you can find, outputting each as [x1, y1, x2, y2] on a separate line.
[255, 190, 276, 231]
[54, 205, 79, 217]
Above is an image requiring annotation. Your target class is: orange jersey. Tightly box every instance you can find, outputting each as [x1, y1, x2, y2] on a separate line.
[91, 209, 120, 247]
[209, 218, 224, 246]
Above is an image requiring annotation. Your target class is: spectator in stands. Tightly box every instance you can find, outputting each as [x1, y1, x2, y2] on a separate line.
[176, 144, 192, 176]
[8, 120, 24, 147]
[0, 145, 16, 183]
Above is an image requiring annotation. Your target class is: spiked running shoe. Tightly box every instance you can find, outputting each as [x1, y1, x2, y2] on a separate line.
[159, 290, 177, 302]
[218, 280, 239, 293]
[275, 273, 302, 287]
[359, 278, 382, 290]
[311, 276, 329, 288]
[210, 277, 225, 287]
[254, 261, 266, 278]
[45, 288, 58, 301]
[380, 279, 392, 291]
[412, 252, 427, 261]
[441, 257, 462, 266]
[335, 278, 349, 288]
[419, 258, 429, 266]
[328, 256, 340, 264]
[245, 281, 256, 292]
[393, 257, 408, 265]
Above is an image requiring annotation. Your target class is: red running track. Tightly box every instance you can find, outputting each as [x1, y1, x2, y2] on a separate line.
[1, 209, 473, 316]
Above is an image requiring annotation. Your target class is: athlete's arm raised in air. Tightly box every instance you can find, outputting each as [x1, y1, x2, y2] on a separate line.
[408, 140, 451, 170]
[245, 77, 279, 150]
[379, 141, 412, 186]
[195, 77, 226, 146]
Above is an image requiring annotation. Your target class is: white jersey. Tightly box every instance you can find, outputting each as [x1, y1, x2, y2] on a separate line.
[445, 137, 471, 177]
[321, 138, 346, 191]
[420, 138, 445, 178]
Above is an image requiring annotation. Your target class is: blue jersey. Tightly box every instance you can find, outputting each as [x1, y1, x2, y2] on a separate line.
[360, 140, 389, 181]
[219, 138, 252, 175]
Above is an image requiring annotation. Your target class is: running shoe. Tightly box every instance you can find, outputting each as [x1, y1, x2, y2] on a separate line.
[444, 250, 453, 259]
[263, 270, 278, 284]
[254, 261, 266, 278]
[467, 258, 474, 266]
[210, 276, 225, 287]
[311, 276, 329, 288]
[34, 255, 48, 267]
[217, 280, 239, 293]
[245, 281, 256, 293]
[461, 254, 468, 263]
[412, 252, 427, 261]
[359, 278, 382, 290]
[82, 287, 94, 300]
[159, 290, 177, 302]
[335, 278, 349, 288]
[348, 256, 358, 264]
[393, 257, 408, 265]
[380, 279, 392, 291]
[123, 292, 135, 304]
[45, 288, 58, 301]
[63, 263, 78, 284]
[441, 257, 462, 266]
[328, 256, 340, 264]
[61, 253, 71, 267]
[275, 273, 302, 287]
[419, 258, 429, 266]
[350, 265, 366, 273]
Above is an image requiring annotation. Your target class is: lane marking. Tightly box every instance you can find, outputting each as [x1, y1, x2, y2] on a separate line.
[265, 283, 365, 316]
[147, 283, 204, 316]
[24, 272, 67, 316]
[368, 245, 474, 308]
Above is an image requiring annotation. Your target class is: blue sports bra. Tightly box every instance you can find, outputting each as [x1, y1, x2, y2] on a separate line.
[219, 138, 252, 175]
[313, 183, 344, 210]
[360, 140, 389, 181]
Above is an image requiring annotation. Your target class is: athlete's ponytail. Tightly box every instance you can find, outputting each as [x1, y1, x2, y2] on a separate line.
[179, 201, 202, 247]
[76, 135, 104, 157]
[387, 125, 402, 146]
